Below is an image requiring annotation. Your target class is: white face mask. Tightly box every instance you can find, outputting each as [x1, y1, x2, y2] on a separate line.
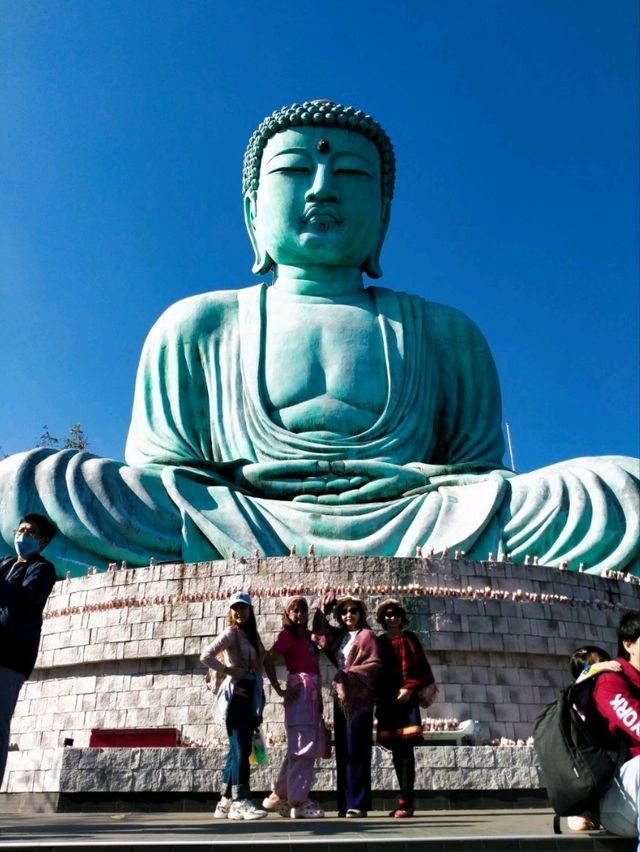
[14, 533, 41, 559]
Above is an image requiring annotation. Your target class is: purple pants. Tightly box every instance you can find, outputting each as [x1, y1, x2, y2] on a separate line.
[273, 672, 323, 805]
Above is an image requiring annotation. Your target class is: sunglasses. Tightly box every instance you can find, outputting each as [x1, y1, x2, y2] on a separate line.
[340, 606, 360, 615]
[384, 610, 403, 619]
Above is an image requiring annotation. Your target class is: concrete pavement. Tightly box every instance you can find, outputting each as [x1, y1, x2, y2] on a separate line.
[0, 808, 636, 851]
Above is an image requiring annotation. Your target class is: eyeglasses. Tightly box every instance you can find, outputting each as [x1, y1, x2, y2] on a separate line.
[340, 607, 360, 615]
[384, 611, 402, 619]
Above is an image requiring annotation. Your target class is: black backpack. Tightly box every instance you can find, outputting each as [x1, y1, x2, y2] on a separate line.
[533, 678, 627, 834]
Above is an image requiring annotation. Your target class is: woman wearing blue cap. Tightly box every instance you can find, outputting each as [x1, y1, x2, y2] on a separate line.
[201, 591, 267, 820]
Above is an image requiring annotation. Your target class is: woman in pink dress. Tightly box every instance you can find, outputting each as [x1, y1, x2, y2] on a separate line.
[263, 596, 326, 819]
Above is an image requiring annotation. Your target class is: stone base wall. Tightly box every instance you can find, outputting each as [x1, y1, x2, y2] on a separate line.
[60, 744, 540, 794]
[3, 555, 638, 797]
[3, 744, 541, 801]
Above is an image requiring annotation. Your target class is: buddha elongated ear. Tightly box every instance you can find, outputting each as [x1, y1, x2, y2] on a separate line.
[363, 201, 391, 279]
[244, 192, 274, 276]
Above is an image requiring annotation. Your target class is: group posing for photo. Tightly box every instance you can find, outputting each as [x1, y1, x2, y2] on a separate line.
[200, 591, 640, 844]
[200, 590, 435, 821]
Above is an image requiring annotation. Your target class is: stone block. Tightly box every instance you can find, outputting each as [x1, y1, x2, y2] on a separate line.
[418, 746, 456, 768]
[161, 706, 190, 726]
[161, 637, 186, 656]
[39, 731, 64, 749]
[488, 616, 509, 633]
[431, 768, 464, 789]
[471, 632, 504, 652]
[15, 731, 43, 751]
[460, 768, 500, 789]
[151, 620, 179, 639]
[56, 711, 85, 731]
[82, 642, 117, 663]
[135, 639, 163, 657]
[485, 685, 506, 703]
[469, 665, 493, 685]
[7, 769, 35, 793]
[123, 708, 161, 727]
[454, 746, 495, 768]
[462, 684, 488, 703]
[133, 622, 156, 641]
[494, 704, 523, 722]
[509, 686, 534, 705]
[467, 615, 493, 633]
[138, 604, 165, 623]
[52, 646, 84, 666]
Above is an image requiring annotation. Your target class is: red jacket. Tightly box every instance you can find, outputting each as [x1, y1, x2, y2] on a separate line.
[592, 657, 640, 758]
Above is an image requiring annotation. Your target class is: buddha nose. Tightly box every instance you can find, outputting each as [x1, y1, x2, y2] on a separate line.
[305, 164, 337, 201]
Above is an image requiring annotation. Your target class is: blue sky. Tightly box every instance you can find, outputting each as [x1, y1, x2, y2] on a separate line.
[1, 0, 638, 473]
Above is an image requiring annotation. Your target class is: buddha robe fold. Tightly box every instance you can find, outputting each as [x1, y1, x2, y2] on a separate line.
[0, 284, 637, 577]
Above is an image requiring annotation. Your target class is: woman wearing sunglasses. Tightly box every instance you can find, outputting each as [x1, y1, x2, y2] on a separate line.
[375, 598, 436, 818]
[312, 591, 381, 818]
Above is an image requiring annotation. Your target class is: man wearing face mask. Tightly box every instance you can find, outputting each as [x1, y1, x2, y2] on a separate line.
[0, 513, 57, 786]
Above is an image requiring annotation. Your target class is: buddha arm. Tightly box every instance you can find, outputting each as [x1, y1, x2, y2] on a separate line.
[124, 291, 251, 480]
[421, 302, 508, 473]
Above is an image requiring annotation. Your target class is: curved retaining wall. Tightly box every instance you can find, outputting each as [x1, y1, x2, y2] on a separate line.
[3, 556, 639, 799]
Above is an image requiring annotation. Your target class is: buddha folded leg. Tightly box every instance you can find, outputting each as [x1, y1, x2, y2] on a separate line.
[153, 459, 640, 575]
[0, 449, 184, 576]
[161, 467, 509, 563]
[0, 452, 637, 578]
[497, 455, 640, 575]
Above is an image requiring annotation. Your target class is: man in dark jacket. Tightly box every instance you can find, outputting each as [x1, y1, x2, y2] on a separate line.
[592, 610, 640, 845]
[0, 513, 57, 786]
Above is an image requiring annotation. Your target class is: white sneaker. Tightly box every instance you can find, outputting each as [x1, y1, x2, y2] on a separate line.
[228, 799, 268, 821]
[213, 795, 232, 819]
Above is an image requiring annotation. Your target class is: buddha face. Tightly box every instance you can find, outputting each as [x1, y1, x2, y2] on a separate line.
[245, 126, 388, 275]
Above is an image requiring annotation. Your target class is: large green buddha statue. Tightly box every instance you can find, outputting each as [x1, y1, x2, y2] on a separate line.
[1, 101, 638, 577]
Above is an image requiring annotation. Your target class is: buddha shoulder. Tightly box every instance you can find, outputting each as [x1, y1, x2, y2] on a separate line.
[143, 288, 243, 345]
[424, 299, 494, 351]
[373, 286, 491, 350]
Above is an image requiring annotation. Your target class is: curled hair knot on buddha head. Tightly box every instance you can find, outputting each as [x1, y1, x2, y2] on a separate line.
[243, 100, 395, 278]
[242, 99, 396, 203]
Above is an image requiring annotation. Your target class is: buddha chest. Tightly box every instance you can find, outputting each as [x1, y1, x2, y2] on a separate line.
[263, 294, 388, 436]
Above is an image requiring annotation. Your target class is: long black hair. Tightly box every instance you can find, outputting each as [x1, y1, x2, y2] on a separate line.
[227, 607, 264, 656]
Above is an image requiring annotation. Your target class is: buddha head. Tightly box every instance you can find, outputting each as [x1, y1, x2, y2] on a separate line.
[243, 100, 395, 278]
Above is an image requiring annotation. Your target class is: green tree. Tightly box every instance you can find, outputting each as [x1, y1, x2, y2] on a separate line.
[37, 423, 89, 451]
[63, 423, 89, 450]
[37, 426, 60, 449]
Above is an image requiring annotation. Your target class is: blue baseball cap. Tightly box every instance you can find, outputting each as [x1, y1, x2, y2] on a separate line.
[228, 591, 252, 607]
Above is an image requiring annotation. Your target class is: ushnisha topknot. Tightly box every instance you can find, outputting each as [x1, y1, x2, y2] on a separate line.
[242, 99, 396, 204]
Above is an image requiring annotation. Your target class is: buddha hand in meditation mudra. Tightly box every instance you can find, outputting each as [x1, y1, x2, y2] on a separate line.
[1, 101, 638, 577]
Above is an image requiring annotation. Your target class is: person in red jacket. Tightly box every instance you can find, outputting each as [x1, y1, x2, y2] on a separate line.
[592, 611, 640, 845]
